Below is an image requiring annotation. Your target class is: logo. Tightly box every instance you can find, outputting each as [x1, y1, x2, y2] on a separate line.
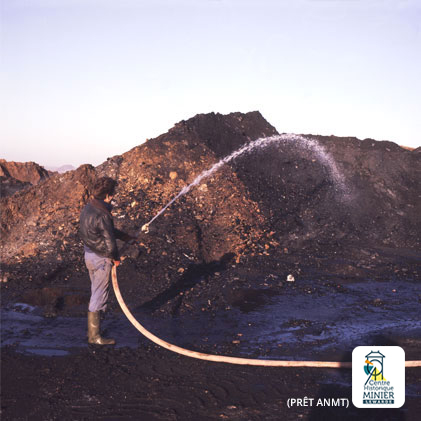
[352, 346, 405, 408]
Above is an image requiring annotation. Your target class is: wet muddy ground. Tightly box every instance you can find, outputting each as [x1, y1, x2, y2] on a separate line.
[2, 344, 420, 421]
[2, 271, 421, 420]
[3, 279, 421, 361]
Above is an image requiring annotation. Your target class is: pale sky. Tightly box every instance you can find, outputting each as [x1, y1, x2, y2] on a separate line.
[1, 0, 420, 167]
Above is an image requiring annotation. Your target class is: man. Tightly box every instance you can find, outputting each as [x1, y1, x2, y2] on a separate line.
[79, 177, 135, 345]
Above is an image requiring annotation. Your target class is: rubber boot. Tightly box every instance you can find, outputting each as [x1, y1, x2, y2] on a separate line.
[87, 311, 116, 345]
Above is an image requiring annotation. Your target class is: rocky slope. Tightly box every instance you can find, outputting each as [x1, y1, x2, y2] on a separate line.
[0, 159, 52, 197]
[0, 159, 52, 184]
[1, 111, 420, 316]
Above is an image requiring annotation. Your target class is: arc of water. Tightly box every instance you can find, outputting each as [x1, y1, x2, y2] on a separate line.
[143, 134, 347, 230]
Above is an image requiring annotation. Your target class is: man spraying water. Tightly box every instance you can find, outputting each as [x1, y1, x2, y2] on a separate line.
[79, 177, 137, 345]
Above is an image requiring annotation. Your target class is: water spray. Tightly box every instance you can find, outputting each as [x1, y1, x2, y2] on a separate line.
[139, 134, 348, 234]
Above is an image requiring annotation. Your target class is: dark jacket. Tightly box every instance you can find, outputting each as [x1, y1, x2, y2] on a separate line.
[79, 198, 132, 260]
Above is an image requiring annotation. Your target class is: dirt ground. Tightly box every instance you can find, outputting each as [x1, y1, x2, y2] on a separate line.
[2, 250, 420, 420]
[2, 344, 420, 420]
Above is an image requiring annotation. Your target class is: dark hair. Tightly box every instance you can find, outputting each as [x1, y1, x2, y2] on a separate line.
[92, 177, 117, 200]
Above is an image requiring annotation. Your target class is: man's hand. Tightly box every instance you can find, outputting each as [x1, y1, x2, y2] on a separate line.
[141, 223, 156, 234]
[113, 260, 121, 267]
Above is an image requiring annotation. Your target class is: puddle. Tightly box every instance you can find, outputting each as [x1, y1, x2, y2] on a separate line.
[134, 279, 421, 360]
[1, 279, 420, 360]
[0, 303, 144, 356]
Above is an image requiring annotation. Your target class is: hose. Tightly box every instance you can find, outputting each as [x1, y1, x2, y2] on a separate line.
[111, 266, 420, 368]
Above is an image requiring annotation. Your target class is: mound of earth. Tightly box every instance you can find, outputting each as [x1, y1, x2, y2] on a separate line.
[0, 159, 53, 197]
[1, 111, 420, 317]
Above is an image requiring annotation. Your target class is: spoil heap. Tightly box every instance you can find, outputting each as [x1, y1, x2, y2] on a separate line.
[0, 159, 52, 197]
[1, 111, 420, 315]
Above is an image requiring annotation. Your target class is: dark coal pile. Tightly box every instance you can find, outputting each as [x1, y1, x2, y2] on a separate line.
[1, 111, 420, 317]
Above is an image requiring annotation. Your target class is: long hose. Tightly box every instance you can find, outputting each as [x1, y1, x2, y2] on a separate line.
[112, 266, 420, 368]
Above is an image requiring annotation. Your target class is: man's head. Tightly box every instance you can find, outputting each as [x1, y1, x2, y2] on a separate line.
[92, 177, 117, 201]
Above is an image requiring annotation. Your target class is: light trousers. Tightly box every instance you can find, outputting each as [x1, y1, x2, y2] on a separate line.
[84, 250, 112, 312]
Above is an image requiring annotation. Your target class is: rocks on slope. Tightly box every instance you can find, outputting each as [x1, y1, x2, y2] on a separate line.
[1, 111, 420, 315]
[0, 159, 53, 197]
[228, 133, 420, 251]
[1, 164, 96, 260]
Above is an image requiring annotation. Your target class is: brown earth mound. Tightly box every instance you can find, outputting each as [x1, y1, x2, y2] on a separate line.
[0, 159, 53, 197]
[1, 111, 420, 316]
[0, 159, 52, 184]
